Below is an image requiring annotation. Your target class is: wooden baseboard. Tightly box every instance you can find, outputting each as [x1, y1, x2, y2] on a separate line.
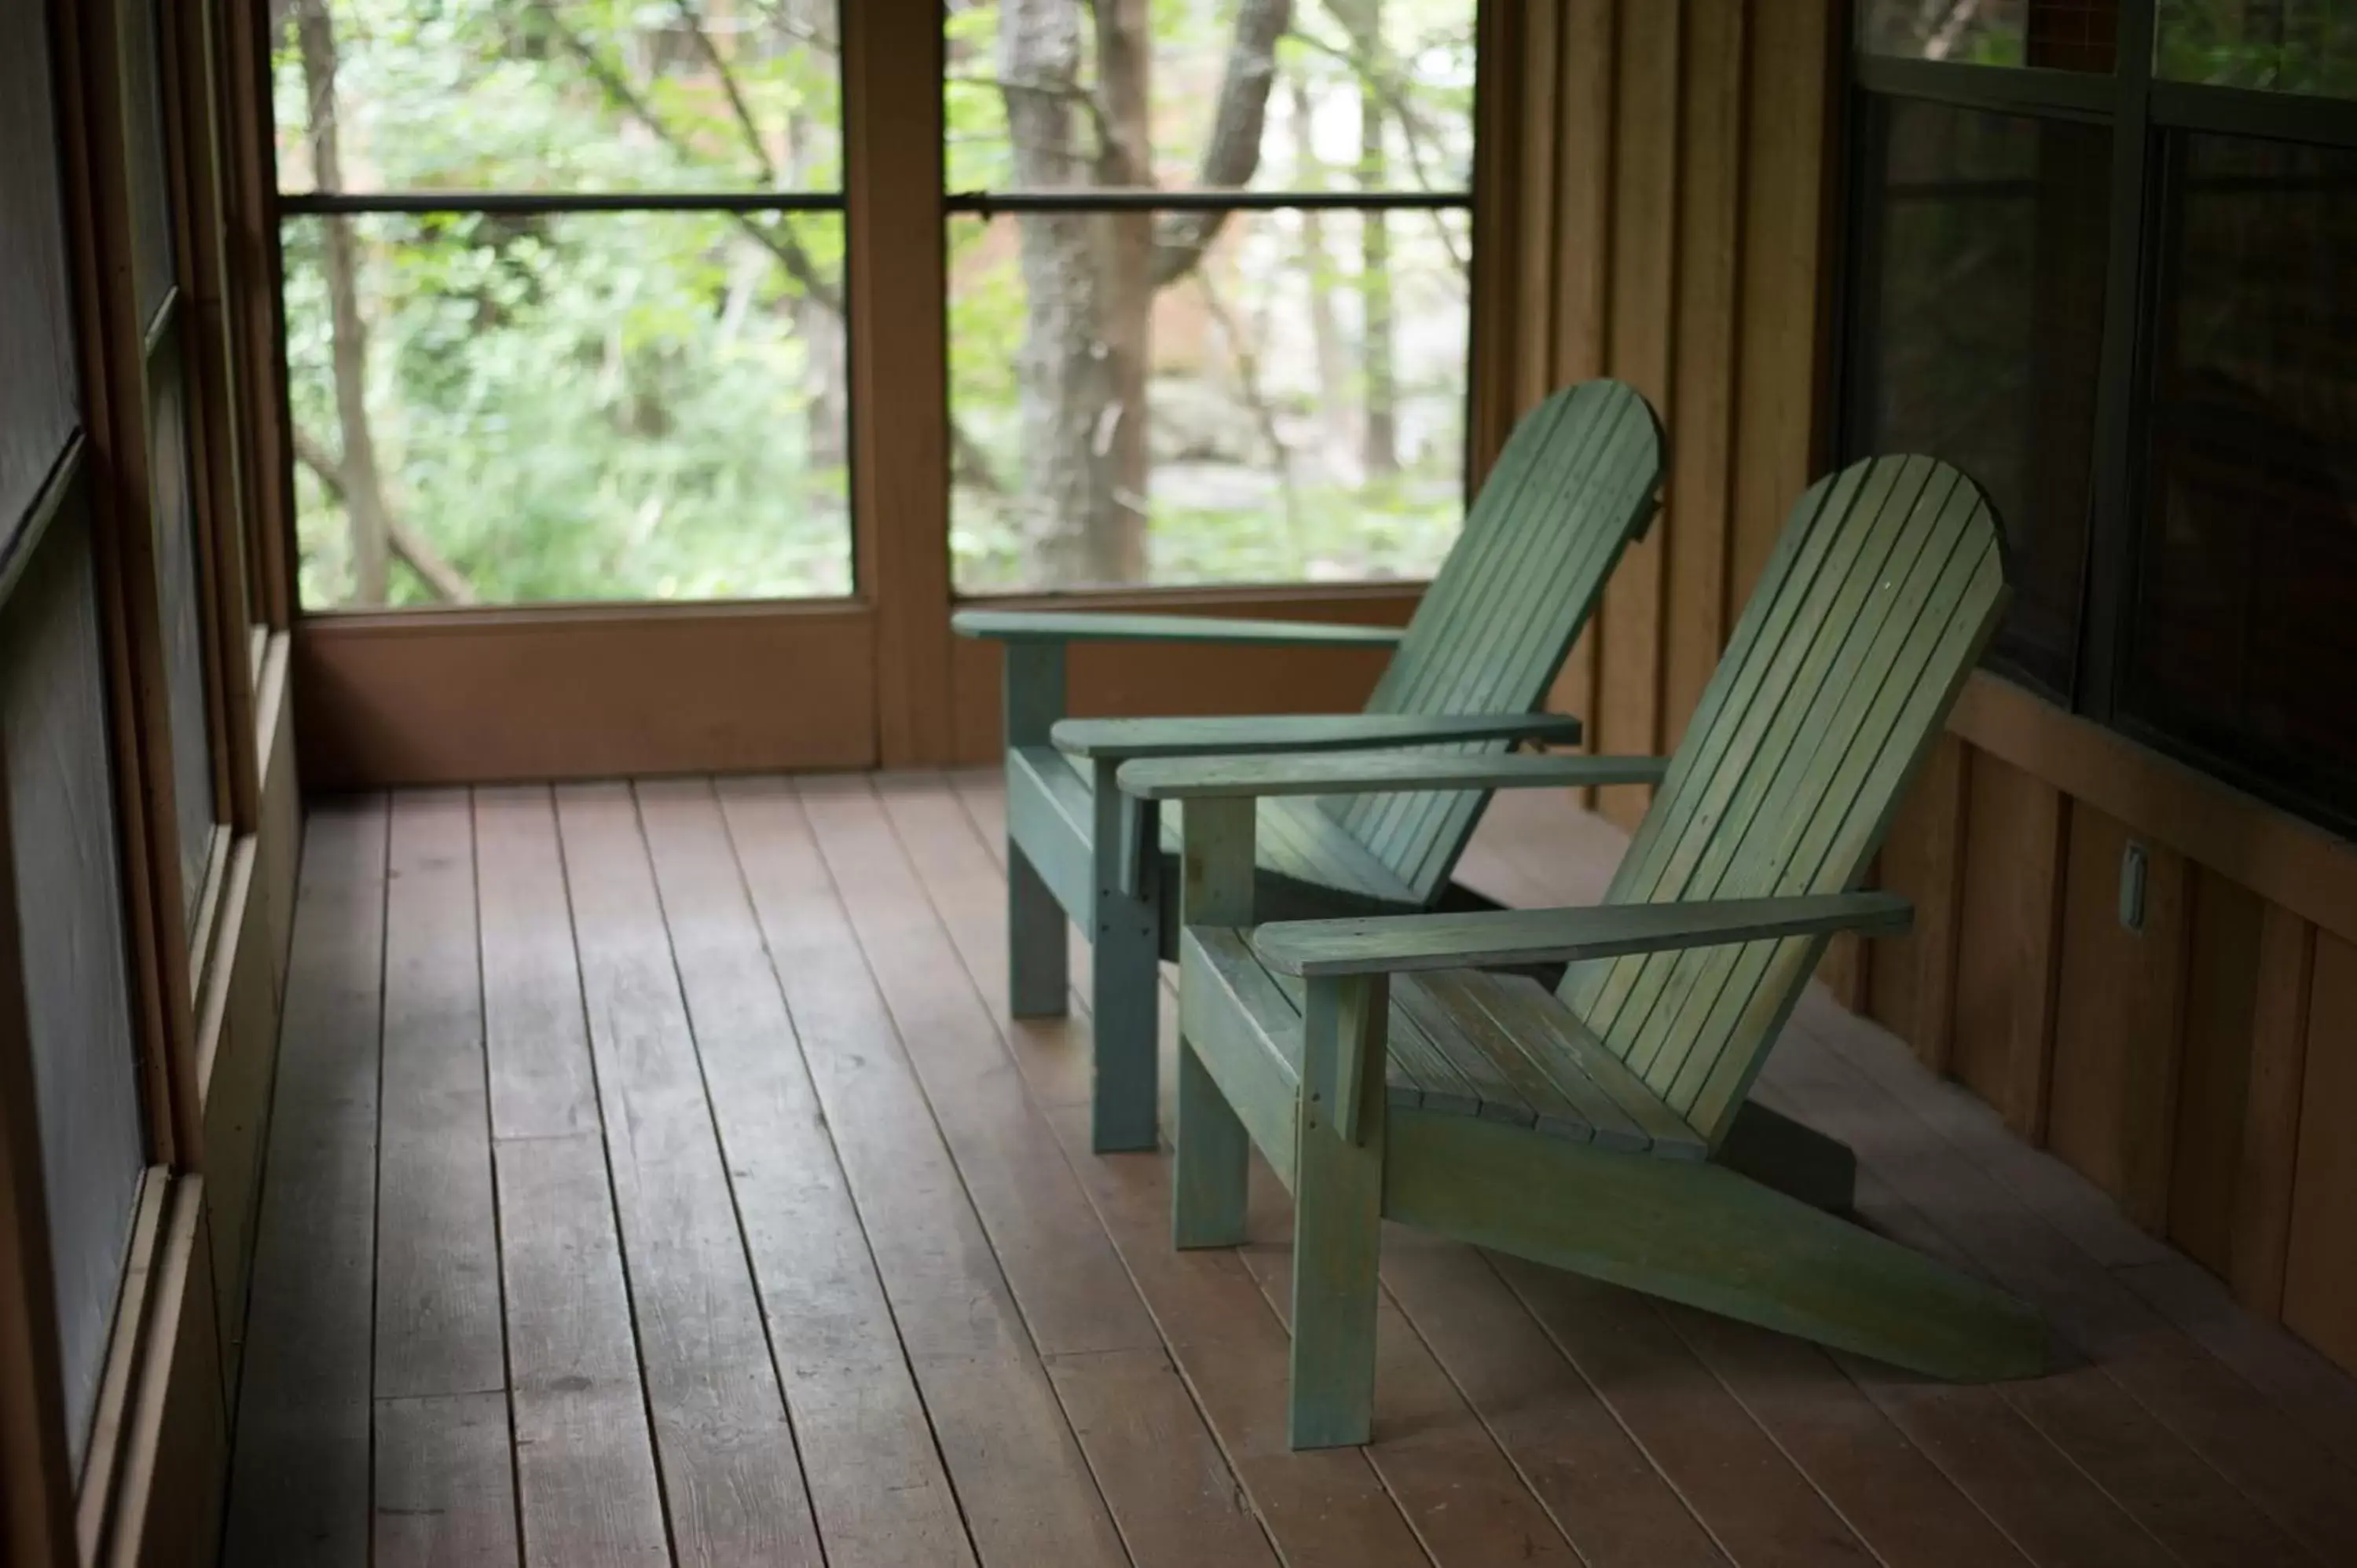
[295, 601, 877, 787]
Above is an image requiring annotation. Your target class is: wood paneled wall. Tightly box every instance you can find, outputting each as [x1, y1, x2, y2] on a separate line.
[1494, 2, 2357, 1376]
[1490, 0, 1858, 982]
[1493, 0, 1838, 824]
[1868, 680, 2357, 1376]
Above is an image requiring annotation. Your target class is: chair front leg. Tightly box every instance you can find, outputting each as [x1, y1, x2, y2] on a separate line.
[1289, 973, 1389, 1450]
[1008, 846, 1069, 1018]
[1172, 795, 1259, 1247]
[1091, 758, 1161, 1152]
[1174, 1039, 1250, 1247]
[1005, 642, 1070, 1018]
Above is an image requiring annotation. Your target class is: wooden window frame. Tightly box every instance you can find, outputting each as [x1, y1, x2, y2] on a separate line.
[1839, 1, 2357, 837]
[244, 0, 1515, 780]
[0, 0, 282, 1553]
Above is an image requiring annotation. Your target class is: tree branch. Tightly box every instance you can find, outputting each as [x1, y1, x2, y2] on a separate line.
[531, 2, 1006, 496]
[1195, 269, 1303, 562]
[294, 430, 478, 603]
[674, 0, 782, 187]
[1149, 0, 1293, 289]
[1299, 7, 1468, 273]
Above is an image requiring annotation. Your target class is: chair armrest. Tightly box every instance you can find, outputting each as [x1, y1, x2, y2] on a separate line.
[1118, 749, 1666, 800]
[1052, 711, 1584, 761]
[1252, 892, 1914, 978]
[951, 608, 1406, 647]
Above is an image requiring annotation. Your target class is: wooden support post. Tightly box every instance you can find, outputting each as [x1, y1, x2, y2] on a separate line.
[1289, 972, 1388, 1449]
[2231, 906, 2316, 1317]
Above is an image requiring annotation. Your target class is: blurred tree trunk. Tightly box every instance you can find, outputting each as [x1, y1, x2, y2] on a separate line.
[296, 0, 394, 604]
[1002, 0, 1290, 587]
[1290, 74, 1354, 471]
[779, 0, 847, 470]
[1094, 0, 1153, 583]
[1000, 0, 1122, 584]
[1350, 0, 1398, 478]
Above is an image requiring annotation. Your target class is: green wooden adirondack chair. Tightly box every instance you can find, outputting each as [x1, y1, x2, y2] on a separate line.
[1122, 453, 2048, 1449]
[953, 379, 1666, 1153]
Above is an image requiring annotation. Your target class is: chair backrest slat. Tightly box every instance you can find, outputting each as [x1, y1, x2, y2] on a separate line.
[1336, 380, 1665, 902]
[1558, 455, 2011, 1145]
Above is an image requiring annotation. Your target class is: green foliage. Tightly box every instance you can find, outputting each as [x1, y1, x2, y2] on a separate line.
[280, 0, 1478, 609]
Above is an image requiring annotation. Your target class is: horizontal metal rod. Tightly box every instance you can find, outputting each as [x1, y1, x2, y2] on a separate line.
[944, 187, 1469, 214]
[277, 189, 849, 216]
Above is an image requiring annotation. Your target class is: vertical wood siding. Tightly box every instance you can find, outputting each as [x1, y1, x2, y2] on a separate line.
[1494, 0, 2357, 1377]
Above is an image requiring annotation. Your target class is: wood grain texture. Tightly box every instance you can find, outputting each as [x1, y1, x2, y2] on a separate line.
[1499, 1258, 1878, 1566]
[820, 776, 1283, 1564]
[221, 799, 385, 1568]
[2285, 933, 2357, 1374]
[2168, 870, 2264, 1278]
[1540, 0, 1619, 792]
[845, 0, 951, 766]
[1951, 671, 2357, 949]
[472, 791, 665, 1568]
[1236, 1240, 1582, 1563]
[375, 790, 502, 1401]
[554, 784, 821, 1566]
[1376, 1229, 1725, 1566]
[2232, 907, 2318, 1316]
[494, 1133, 669, 1568]
[2047, 807, 2190, 1233]
[720, 778, 1127, 1566]
[295, 606, 876, 788]
[1728, 0, 1835, 614]
[1868, 734, 1970, 1072]
[472, 789, 599, 1142]
[1952, 754, 2069, 1141]
[224, 777, 2357, 1563]
[374, 1393, 519, 1568]
[1594, 0, 1679, 830]
[1511, 0, 1562, 418]
[635, 779, 975, 1568]
[1662, 0, 1747, 752]
[881, 777, 1420, 1565]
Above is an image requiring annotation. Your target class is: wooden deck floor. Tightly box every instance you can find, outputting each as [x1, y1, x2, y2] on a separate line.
[219, 773, 2357, 1568]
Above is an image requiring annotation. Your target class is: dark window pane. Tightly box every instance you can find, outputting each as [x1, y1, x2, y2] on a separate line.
[148, 331, 217, 911]
[283, 211, 852, 607]
[273, 0, 843, 195]
[1858, 0, 2120, 71]
[944, 1, 1475, 194]
[949, 207, 1469, 593]
[128, 0, 174, 331]
[2126, 133, 2357, 823]
[2157, 0, 2357, 99]
[0, 0, 79, 541]
[1, 491, 148, 1473]
[1845, 97, 2110, 696]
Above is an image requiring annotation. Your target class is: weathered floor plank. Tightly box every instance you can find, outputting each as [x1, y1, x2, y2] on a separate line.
[554, 784, 823, 1566]
[879, 774, 1429, 1568]
[635, 779, 975, 1568]
[222, 798, 387, 1568]
[825, 775, 1277, 1568]
[474, 788, 668, 1568]
[225, 773, 2357, 1568]
[376, 790, 504, 1402]
[375, 1391, 520, 1568]
[718, 778, 1128, 1568]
